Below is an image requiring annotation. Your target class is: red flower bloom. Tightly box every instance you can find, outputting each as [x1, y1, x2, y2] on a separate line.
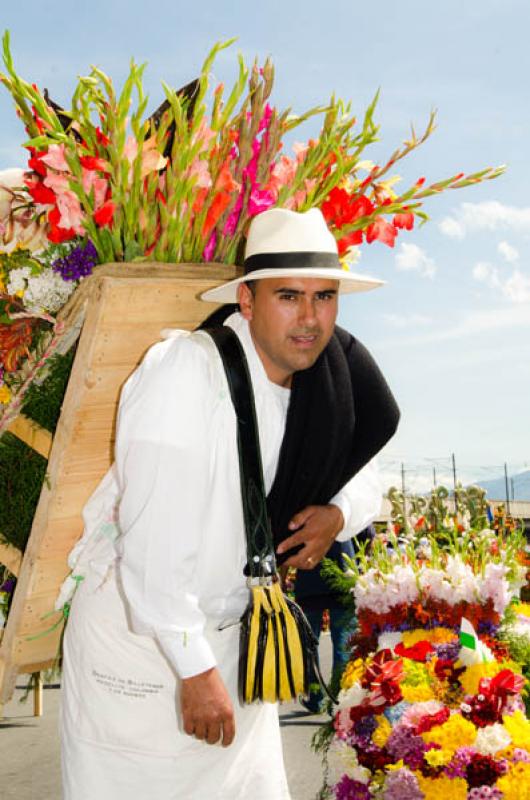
[0, 313, 36, 372]
[80, 155, 109, 172]
[395, 640, 434, 662]
[25, 179, 56, 206]
[321, 188, 374, 229]
[337, 230, 363, 255]
[415, 706, 450, 734]
[366, 216, 398, 247]
[47, 206, 76, 243]
[27, 149, 47, 177]
[202, 192, 232, 238]
[393, 210, 414, 230]
[93, 200, 115, 228]
[95, 127, 111, 147]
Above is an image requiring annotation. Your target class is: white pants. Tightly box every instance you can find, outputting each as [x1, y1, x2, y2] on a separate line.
[60, 564, 291, 799]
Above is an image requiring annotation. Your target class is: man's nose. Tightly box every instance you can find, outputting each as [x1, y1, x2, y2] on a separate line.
[298, 298, 317, 325]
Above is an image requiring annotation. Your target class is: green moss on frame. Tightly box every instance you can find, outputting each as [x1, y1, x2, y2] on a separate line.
[22, 346, 76, 434]
[0, 432, 48, 552]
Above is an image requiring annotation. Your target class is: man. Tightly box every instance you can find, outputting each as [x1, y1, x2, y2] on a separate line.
[60, 208, 398, 799]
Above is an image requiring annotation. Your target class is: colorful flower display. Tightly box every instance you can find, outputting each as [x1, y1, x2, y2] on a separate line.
[319, 489, 530, 799]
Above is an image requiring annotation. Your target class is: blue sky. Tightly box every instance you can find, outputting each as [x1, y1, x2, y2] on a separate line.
[1, 1, 529, 492]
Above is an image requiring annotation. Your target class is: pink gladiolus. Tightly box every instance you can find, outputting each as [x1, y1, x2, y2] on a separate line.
[270, 156, 297, 192]
[223, 192, 244, 236]
[366, 216, 398, 247]
[248, 186, 275, 217]
[82, 169, 108, 209]
[40, 143, 69, 172]
[55, 190, 84, 233]
[124, 136, 138, 163]
[43, 172, 70, 194]
[203, 231, 217, 261]
[293, 141, 310, 163]
[258, 103, 273, 133]
[284, 189, 306, 210]
[187, 158, 212, 189]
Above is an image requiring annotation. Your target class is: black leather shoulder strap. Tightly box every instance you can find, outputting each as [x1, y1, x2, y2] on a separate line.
[206, 327, 276, 579]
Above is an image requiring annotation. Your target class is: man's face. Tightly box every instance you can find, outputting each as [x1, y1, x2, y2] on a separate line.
[238, 276, 339, 387]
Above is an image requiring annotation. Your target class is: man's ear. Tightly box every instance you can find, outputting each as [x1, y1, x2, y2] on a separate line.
[237, 282, 254, 321]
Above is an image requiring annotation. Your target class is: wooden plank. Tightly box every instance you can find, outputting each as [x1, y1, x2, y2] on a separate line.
[0, 540, 23, 576]
[0, 265, 233, 704]
[6, 415, 53, 459]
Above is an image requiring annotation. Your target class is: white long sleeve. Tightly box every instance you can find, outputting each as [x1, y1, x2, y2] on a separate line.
[331, 458, 382, 541]
[115, 334, 218, 679]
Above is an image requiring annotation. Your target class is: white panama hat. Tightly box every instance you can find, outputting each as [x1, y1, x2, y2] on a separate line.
[200, 207, 384, 303]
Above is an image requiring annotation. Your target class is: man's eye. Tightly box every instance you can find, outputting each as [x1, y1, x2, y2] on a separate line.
[279, 293, 297, 301]
[317, 293, 334, 301]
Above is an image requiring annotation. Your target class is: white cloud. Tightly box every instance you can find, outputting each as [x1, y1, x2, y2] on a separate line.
[439, 201, 530, 239]
[395, 243, 436, 279]
[473, 260, 530, 303]
[383, 313, 432, 328]
[497, 241, 519, 263]
[472, 261, 501, 289]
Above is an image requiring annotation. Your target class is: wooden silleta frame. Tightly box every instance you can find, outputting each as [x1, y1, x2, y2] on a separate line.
[0, 262, 234, 705]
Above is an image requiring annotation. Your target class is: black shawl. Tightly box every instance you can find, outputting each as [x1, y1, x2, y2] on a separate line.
[198, 306, 400, 560]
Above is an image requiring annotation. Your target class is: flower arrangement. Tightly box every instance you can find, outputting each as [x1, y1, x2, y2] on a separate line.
[318, 488, 530, 799]
[0, 32, 505, 439]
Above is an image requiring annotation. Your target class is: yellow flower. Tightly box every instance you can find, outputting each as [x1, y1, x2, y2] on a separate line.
[423, 748, 453, 768]
[340, 658, 365, 690]
[514, 602, 530, 618]
[422, 714, 476, 753]
[402, 627, 457, 647]
[0, 385, 12, 405]
[459, 661, 521, 695]
[385, 759, 405, 772]
[415, 774, 468, 800]
[496, 762, 530, 800]
[401, 683, 436, 703]
[503, 711, 530, 750]
[372, 715, 392, 748]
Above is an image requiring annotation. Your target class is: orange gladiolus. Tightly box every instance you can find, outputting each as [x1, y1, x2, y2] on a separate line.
[202, 191, 232, 238]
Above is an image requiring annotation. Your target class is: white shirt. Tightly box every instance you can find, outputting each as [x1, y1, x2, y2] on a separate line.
[69, 313, 381, 680]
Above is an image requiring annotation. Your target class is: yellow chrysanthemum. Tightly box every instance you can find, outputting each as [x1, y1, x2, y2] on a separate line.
[401, 683, 437, 703]
[423, 748, 453, 768]
[385, 759, 405, 772]
[496, 762, 530, 800]
[402, 659, 432, 686]
[422, 714, 476, 753]
[503, 711, 530, 750]
[402, 627, 457, 646]
[459, 661, 521, 696]
[372, 715, 392, 748]
[340, 658, 365, 690]
[0, 385, 12, 404]
[514, 602, 530, 618]
[414, 773, 468, 800]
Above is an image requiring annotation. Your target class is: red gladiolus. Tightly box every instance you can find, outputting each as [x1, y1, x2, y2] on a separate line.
[393, 211, 414, 230]
[337, 230, 363, 255]
[26, 180, 56, 206]
[94, 200, 115, 228]
[202, 192, 232, 238]
[321, 188, 374, 229]
[27, 150, 47, 177]
[47, 206, 76, 243]
[366, 216, 398, 247]
[80, 155, 109, 172]
[95, 127, 111, 147]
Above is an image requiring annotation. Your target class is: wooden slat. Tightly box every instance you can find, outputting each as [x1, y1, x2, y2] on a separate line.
[6, 414, 53, 459]
[0, 265, 235, 702]
[0, 540, 23, 576]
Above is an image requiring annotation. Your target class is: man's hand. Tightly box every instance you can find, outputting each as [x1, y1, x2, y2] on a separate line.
[181, 667, 235, 747]
[276, 504, 344, 569]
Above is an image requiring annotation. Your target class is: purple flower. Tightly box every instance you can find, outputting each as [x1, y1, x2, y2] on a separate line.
[444, 746, 475, 779]
[433, 641, 461, 661]
[334, 775, 370, 800]
[52, 240, 98, 282]
[353, 715, 377, 739]
[386, 727, 428, 770]
[383, 767, 423, 800]
[0, 577, 16, 594]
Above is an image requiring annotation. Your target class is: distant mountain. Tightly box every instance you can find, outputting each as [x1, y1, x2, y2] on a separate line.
[471, 470, 530, 502]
